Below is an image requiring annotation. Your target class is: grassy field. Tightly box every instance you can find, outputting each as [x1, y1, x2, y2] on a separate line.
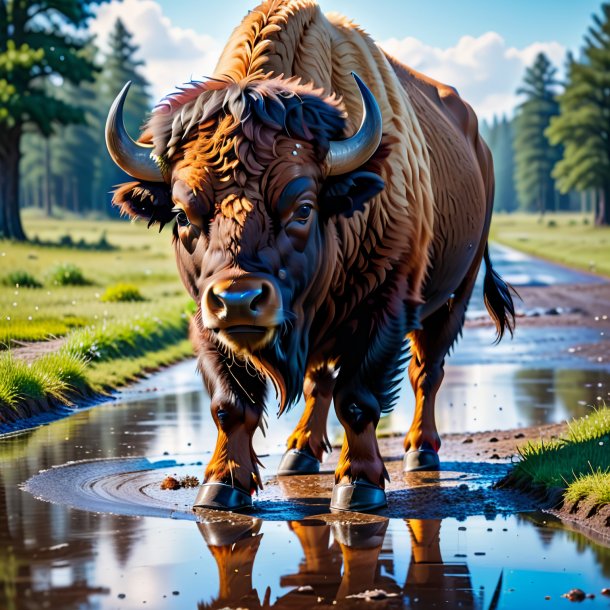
[490, 212, 610, 277]
[0, 211, 194, 421]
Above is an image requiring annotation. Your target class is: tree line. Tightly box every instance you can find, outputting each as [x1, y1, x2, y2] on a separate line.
[2, 2, 610, 240]
[0, 0, 150, 240]
[483, 3, 610, 225]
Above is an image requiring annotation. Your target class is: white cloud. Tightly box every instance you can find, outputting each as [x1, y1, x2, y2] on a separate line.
[90, 1, 566, 123]
[380, 32, 566, 120]
[90, 0, 222, 102]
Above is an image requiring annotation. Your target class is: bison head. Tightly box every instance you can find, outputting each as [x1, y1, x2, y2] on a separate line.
[106, 74, 384, 411]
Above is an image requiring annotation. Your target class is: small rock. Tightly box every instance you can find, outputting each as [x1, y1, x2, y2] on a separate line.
[160, 476, 181, 490]
[544, 596, 551, 600]
[462, 437, 473, 444]
[514, 433, 525, 439]
[118, 593, 126, 599]
[172, 591, 180, 596]
[490, 453, 500, 459]
[586, 594, 595, 599]
[489, 437, 499, 443]
[458, 526, 467, 531]
[562, 589, 586, 602]
[458, 483, 469, 491]
[602, 588, 610, 596]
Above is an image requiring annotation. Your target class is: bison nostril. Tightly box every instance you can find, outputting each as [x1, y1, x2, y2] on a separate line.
[249, 283, 270, 313]
[208, 288, 225, 312]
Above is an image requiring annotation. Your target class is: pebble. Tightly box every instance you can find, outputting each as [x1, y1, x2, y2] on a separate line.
[562, 589, 586, 602]
[462, 437, 473, 444]
[602, 588, 610, 596]
[489, 437, 499, 443]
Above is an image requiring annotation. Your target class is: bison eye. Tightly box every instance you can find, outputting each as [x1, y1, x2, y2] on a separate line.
[293, 203, 312, 224]
[174, 209, 190, 227]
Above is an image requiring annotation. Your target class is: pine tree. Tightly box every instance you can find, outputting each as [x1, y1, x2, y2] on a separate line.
[0, 0, 109, 239]
[513, 52, 562, 214]
[483, 116, 517, 212]
[93, 18, 151, 213]
[547, 5, 610, 226]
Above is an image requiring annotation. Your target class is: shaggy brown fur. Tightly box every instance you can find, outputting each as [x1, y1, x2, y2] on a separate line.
[112, 0, 514, 496]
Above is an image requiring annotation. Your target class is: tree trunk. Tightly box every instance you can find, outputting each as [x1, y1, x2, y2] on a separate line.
[595, 186, 610, 226]
[72, 177, 79, 214]
[0, 125, 27, 241]
[43, 137, 52, 217]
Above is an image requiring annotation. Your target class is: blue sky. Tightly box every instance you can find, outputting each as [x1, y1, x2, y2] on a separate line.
[91, 0, 605, 120]
[157, 0, 602, 51]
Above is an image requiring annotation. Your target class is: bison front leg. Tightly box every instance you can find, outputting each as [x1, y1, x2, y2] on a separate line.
[330, 378, 389, 512]
[277, 364, 334, 476]
[194, 345, 267, 511]
[329, 308, 407, 512]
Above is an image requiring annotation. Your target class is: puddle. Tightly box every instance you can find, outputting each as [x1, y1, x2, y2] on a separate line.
[2, 356, 609, 609]
[2, 241, 610, 608]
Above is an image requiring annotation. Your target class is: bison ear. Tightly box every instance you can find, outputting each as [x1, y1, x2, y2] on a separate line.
[319, 171, 384, 218]
[113, 181, 174, 230]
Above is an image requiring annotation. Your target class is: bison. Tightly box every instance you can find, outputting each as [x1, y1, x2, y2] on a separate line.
[105, 0, 515, 512]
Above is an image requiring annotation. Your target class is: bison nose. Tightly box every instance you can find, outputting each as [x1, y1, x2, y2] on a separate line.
[203, 274, 282, 331]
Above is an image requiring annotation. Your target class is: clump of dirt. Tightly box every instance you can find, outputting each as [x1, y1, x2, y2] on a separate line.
[160, 475, 200, 490]
[180, 475, 200, 488]
[160, 476, 181, 490]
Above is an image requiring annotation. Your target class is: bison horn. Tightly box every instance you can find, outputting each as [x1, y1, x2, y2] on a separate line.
[105, 81, 164, 182]
[325, 73, 383, 176]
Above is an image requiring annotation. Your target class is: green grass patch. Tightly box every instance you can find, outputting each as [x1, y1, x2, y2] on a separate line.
[0, 213, 196, 421]
[0, 303, 191, 418]
[490, 212, 610, 276]
[101, 283, 146, 303]
[509, 407, 610, 505]
[48, 263, 92, 286]
[0, 214, 182, 345]
[87, 339, 193, 390]
[0, 351, 88, 409]
[1, 270, 42, 288]
[564, 469, 610, 506]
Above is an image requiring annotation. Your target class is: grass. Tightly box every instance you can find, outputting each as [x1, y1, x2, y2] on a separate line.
[48, 263, 92, 286]
[0, 210, 181, 345]
[101, 283, 146, 302]
[0, 211, 195, 422]
[1, 270, 42, 288]
[509, 407, 610, 507]
[490, 212, 610, 277]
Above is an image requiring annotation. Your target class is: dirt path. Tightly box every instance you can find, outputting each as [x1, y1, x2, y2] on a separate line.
[8, 338, 66, 362]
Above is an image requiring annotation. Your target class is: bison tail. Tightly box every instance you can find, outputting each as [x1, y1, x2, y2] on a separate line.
[483, 244, 518, 343]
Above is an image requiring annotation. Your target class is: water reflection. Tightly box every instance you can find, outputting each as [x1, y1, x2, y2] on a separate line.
[195, 515, 487, 609]
[2, 330, 610, 608]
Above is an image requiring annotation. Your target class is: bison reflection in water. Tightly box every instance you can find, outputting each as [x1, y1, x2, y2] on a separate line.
[196, 516, 489, 609]
[105, 0, 515, 511]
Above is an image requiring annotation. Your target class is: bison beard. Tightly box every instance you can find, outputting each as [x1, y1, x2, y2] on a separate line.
[106, 0, 517, 512]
